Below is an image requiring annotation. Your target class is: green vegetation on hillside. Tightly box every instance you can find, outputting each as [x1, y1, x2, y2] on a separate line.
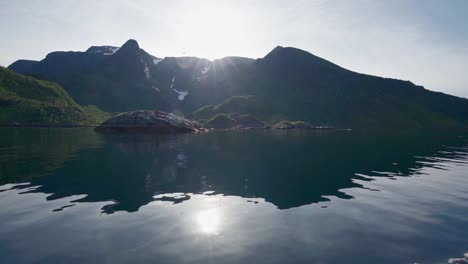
[190, 95, 261, 119]
[0, 67, 110, 125]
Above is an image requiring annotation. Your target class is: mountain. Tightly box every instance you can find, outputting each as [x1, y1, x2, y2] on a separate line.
[0, 67, 109, 125]
[8, 40, 468, 130]
[7, 39, 256, 113]
[188, 46, 468, 129]
[210, 46, 468, 129]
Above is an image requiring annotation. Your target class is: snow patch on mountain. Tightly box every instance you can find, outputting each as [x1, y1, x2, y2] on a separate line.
[144, 64, 151, 80]
[153, 58, 162, 65]
[170, 77, 176, 89]
[86, 46, 120, 55]
[200, 65, 211, 75]
[169, 76, 188, 100]
[103, 47, 119, 55]
[173, 89, 189, 101]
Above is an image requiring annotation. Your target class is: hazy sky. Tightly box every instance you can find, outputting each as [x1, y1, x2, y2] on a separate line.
[1, 0, 467, 97]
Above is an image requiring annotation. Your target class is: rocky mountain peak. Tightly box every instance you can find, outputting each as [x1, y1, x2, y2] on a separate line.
[262, 46, 343, 71]
[120, 39, 140, 51]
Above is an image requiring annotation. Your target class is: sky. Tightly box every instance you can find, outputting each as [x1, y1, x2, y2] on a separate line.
[1, 0, 467, 98]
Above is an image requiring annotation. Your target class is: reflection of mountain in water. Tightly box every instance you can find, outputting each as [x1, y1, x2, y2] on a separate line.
[0, 128, 103, 184]
[3, 129, 468, 213]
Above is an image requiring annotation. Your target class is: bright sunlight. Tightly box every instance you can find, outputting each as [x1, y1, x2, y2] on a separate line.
[173, 2, 253, 59]
[195, 209, 221, 235]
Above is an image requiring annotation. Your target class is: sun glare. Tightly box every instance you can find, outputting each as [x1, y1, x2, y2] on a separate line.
[177, 3, 251, 59]
[195, 209, 221, 235]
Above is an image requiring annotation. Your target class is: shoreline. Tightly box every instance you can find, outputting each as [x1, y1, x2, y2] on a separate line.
[0, 123, 97, 128]
[1, 124, 350, 132]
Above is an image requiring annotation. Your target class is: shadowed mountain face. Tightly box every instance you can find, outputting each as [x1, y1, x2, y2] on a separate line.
[8, 39, 254, 114]
[2, 128, 467, 213]
[8, 40, 468, 129]
[247, 46, 468, 128]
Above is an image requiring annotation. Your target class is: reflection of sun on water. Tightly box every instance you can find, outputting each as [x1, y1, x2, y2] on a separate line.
[195, 209, 221, 235]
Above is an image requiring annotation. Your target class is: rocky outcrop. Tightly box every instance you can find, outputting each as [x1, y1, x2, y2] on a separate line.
[448, 253, 468, 264]
[272, 121, 312, 129]
[95, 110, 204, 133]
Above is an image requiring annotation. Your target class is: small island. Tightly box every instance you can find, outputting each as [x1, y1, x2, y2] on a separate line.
[95, 110, 205, 133]
[94, 110, 342, 133]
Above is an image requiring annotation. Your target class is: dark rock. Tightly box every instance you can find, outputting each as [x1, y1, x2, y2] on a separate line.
[119, 39, 140, 51]
[95, 110, 204, 133]
[272, 121, 312, 130]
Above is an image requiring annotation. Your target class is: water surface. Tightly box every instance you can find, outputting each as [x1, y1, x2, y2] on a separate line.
[0, 128, 467, 264]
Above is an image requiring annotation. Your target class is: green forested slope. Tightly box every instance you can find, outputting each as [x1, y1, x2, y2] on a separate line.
[0, 67, 109, 125]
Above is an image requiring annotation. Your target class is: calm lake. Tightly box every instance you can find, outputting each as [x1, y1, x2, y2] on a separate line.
[0, 128, 467, 264]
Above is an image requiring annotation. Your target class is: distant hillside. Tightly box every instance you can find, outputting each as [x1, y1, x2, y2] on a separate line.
[8, 40, 468, 130]
[0, 67, 109, 125]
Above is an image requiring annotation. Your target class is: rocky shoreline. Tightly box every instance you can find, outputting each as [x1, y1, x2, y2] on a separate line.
[95, 110, 206, 133]
[93, 110, 349, 133]
[3, 110, 350, 133]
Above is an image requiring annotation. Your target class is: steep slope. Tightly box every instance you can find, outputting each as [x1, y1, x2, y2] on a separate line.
[59, 39, 170, 111]
[149, 55, 254, 112]
[0, 67, 109, 125]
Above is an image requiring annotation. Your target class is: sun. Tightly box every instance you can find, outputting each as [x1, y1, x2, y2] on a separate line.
[175, 2, 252, 60]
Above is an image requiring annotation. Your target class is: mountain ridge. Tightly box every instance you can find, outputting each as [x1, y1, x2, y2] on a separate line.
[7, 39, 468, 130]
